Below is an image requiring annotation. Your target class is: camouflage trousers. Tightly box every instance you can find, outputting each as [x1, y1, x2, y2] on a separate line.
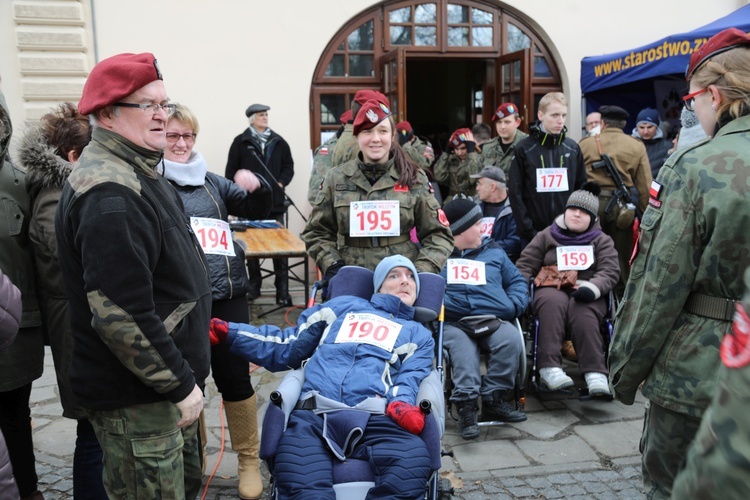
[639, 401, 701, 499]
[89, 400, 202, 500]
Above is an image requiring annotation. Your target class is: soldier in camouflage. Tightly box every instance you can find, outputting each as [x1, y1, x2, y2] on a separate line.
[307, 110, 349, 204]
[433, 128, 483, 198]
[608, 28, 750, 499]
[330, 90, 390, 167]
[303, 99, 453, 282]
[55, 53, 212, 499]
[396, 120, 431, 170]
[479, 103, 528, 174]
[671, 267, 750, 499]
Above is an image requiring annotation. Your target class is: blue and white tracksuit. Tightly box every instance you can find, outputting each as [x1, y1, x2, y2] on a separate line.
[224, 293, 434, 499]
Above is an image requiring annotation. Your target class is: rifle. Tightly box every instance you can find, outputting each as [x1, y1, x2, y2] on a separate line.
[591, 136, 641, 219]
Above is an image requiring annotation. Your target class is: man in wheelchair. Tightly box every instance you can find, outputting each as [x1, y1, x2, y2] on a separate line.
[209, 255, 434, 499]
[440, 197, 529, 440]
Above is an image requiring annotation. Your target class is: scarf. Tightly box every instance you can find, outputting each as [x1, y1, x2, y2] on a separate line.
[161, 151, 208, 187]
[550, 216, 602, 246]
[250, 125, 272, 154]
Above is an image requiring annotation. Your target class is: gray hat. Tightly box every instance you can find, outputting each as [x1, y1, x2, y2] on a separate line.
[245, 103, 270, 117]
[470, 165, 506, 185]
[566, 182, 601, 221]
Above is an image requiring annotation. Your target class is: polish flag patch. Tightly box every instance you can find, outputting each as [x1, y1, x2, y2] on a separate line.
[438, 209, 450, 227]
[394, 183, 408, 192]
[649, 180, 663, 208]
[721, 303, 750, 368]
[319, 146, 329, 155]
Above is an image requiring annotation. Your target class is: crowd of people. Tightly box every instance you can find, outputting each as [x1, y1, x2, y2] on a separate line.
[0, 25, 749, 500]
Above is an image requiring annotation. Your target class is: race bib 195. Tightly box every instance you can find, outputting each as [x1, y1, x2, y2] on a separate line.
[349, 200, 400, 237]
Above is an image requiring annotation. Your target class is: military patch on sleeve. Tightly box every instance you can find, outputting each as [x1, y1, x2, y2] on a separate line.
[438, 208, 449, 227]
[319, 147, 329, 155]
[428, 183, 435, 194]
[100, 196, 126, 213]
[648, 180, 663, 208]
[721, 303, 750, 369]
[335, 184, 357, 191]
[394, 183, 408, 192]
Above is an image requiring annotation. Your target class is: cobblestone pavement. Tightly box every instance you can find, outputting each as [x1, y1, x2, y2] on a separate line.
[32, 288, 646, 499]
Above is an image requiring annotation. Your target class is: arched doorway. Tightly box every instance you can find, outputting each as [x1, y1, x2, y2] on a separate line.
[309, 0, 563, 154]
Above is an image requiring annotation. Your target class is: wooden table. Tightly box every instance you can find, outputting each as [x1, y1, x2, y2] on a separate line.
[233, 227, 309, 317]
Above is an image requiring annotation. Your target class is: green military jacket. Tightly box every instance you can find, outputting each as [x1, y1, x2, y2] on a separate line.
[433, 151, 482, 198]
[479, 130, 528, 174]
[307, 135, 338, 204]
[411, 136, 434, 163]
[302, 156, 453, 274]
[402, 141, 430, 169]
[331, 124, 357, 167]
[609, 114, 750, 417]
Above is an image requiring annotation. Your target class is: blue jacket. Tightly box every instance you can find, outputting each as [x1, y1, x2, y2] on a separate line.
[225, 293, 434, 407]
[440, 240, 529, 322]
[479, 198, 521, 260]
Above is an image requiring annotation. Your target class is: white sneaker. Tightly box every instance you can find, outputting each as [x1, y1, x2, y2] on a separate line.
[539, 367, 574, 391]
[585, 372, 612, 396]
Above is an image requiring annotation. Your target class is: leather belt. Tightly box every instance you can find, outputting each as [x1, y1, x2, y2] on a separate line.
[599, 189, 616, 197]
[344, 234, 411, 248]
[294, 397, 317, 411]
[684, 292, 739, 322]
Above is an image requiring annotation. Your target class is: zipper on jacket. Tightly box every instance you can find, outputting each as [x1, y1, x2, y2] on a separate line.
[202, 184, 234, 298]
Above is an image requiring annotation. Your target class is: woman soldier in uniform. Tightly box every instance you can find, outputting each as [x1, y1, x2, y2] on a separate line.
[302, 99, 453, 285]
[608, 28, 750, 499]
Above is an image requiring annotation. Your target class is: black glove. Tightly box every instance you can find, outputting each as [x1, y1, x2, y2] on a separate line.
[465, 140, 476, 153]
[321, 260, 345, 300]
[571, 287, 596, 303]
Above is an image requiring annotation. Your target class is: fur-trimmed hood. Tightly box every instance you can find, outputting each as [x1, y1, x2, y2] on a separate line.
[16, 124, 73, 198]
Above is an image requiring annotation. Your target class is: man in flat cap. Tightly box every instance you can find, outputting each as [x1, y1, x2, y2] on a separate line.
[470, 166, 521, 260]
[226, 103, 295, 305]
[579, 105, 652, 296]
[480, 102, 528, 174]
[55, 52, 211, 498]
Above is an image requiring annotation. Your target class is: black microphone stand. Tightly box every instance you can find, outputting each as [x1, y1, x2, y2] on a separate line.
[249, 148, 307, 223]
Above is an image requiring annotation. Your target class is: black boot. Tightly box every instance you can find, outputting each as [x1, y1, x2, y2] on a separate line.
[246, 259, 261, 301]
[273, 258, 292, 305]
[481, 391, 527, 423]
[456, 400, 480, 440]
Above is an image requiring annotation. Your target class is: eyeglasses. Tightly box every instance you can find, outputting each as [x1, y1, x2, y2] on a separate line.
[112, 102, 176, 116]
[682, 88, 708, 112]
[166, 132, 196, 144]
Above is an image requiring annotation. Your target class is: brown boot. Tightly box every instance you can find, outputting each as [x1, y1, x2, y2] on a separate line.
[224, 396, 263, 499]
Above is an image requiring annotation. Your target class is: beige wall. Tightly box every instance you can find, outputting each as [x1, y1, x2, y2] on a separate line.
[2, 0, 746, 237]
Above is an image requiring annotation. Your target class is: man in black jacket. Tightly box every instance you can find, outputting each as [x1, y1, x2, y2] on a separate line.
[226, 104, 295, 305]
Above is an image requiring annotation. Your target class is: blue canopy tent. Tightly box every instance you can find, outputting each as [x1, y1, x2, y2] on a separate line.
[580, 5, 750, 133]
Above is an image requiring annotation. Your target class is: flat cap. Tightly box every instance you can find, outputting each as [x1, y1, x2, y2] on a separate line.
[598, 105, 629, 121]
[245, 103, 270, 116]
[470, 165, 506, 184]
[686, 27, 750, 80]
[78, 52, 163, 115]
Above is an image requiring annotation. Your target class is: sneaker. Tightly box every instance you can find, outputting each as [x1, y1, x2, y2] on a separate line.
[456, 401, 480, 440]
[539, 367, 574, 391]
[561, 340, 577, 361]
[585, 372, 612, 396]
[481, 398, 527, 423]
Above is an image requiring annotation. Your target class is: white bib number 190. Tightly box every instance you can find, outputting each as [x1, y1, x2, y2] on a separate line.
[336, 313, 402, 352]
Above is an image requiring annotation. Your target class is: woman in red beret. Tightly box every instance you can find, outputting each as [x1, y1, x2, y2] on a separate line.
[609, 27, 750, 498]
[433, 127, 483, 198]
[302, 99, 453, 287]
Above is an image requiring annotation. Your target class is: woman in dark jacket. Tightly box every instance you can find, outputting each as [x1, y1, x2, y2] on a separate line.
[164, 103, 271, 500]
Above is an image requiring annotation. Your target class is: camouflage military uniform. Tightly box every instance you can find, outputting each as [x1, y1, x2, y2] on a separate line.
[433, 150, 482, 198]
[411, 136, 434, 163]
[479, 130, 528, 174]
[331, 123, 358, 167]
[402, 141, 430, 169]
[307, 135, 338, 204]
[302, 157, 453, 274]
[672, 269, 750, 499]
[608, 115, 750, 499]
[55, 127, 212, 499]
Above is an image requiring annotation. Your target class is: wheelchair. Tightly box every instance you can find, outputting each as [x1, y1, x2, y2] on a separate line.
[524, 283, 617, 401]
[259, 266, 451, 499]
[442, 318, 527, 426]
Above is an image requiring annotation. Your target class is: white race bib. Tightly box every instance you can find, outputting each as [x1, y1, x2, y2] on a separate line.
[446, 259, 487, 285]
[480, 216, 495, 238]
[191, 217, 235, 256]
[556, 245, 595, 271]
[535, 168, 569, 192]
[349, 200, 400, 237]
[335, 313, 402, 352]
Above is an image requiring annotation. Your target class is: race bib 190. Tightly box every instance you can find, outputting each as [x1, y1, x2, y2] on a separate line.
[349, 200, 400, 237]
[536, 168, 569, 192]
[446, 259, 487, 285]
[191, 217, 235, 256]
[335, 313, 402, 352]
[556, 245, 594, 271]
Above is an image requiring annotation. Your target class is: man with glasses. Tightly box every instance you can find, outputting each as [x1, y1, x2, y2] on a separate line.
[55, 52, 212, 499]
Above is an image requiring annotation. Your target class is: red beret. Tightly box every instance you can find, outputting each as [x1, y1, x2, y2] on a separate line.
[449, 128, 472, 147]
[353, 90, 391, 109]
[492, 102, 519, 121]
[686, 28, 750, 80]
[396, 120, 412, 135]
[353, 100, 391, 135]
[78, 53, 163, 115]
[340, 109, 353, 124]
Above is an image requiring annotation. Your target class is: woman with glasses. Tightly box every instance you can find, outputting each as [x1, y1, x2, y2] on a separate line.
[608, 27, 750, 499]
[162, 103, 271, 500]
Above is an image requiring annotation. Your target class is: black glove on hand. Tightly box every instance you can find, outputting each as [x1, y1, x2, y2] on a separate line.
[465, 141, 476, 154]
[321, 260, 345, 300]
[571, 287, 596, 303]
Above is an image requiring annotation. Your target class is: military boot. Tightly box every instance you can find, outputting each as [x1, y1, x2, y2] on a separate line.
[481, 391, 527, 423]
[224, 396, 263, 499]
[456, 400, 480, 440]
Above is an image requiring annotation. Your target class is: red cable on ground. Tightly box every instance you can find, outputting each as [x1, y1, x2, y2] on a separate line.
[200, 399, 226, 500]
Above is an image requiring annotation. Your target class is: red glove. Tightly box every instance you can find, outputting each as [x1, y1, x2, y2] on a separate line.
[386, 401, 425, 435]
[209, 318, 229, 346]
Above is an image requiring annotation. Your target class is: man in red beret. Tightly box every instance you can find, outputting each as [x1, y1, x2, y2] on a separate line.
[55, 52, 211, 499]
[480, 102, 528, 174]
[396, 120, 434, 169]
[331, 89, 390, 167]
[433, 127, 482, 198]
[307, 110, 351, 204]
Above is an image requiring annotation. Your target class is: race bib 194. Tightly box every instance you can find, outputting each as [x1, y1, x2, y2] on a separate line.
[191, 217, 235, 256]
[556, 245, 594, 271]
[447, 259, 487, 285]
[536, 168, 569, 192]
[335, 313, 402, 352]
[349, 200, 400, 237]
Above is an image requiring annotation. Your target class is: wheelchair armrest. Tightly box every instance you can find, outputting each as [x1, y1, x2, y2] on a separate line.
[420, 412, 442, 471]
[417, 369, 444, 436]
[274, 368, 306, 422]
[259, 368, 305, 462]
